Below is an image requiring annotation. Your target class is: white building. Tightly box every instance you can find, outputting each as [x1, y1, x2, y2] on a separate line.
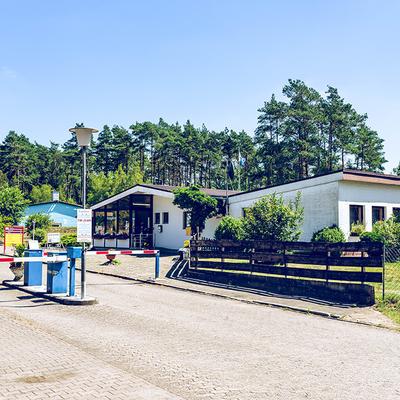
[90, 184, 237, 250]
[90, 170, 400, 249]
[229, 169, 400, 241]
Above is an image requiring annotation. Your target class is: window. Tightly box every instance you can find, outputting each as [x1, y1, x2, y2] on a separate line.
[183, 212, 191, 229]
[106, 211, 117, 233]
[349, 205, 364, 226]
[94, 212, 105, 234]
[118, 210, 129, 234]
[393, 208, 400, 222]
[155, 212, 160, 224]
[372, 206, 385, 224]
[163, 212, 169, 224]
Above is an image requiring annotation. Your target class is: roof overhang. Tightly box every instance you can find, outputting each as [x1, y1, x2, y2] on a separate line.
[91, 184, 173, 210]
[342, 170, 400, 186]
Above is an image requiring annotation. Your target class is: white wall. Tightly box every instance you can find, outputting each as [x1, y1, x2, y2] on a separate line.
[338, 181, 400, 237]
[229, 174, 341, 241]
[153, 196, 189, 250]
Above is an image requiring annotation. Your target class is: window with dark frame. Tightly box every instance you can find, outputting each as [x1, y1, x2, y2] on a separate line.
[372, 206, 385, 224]
[393, 207, 400, 222]
[349, 205, 364, 226]
[155, 212, 160, 224]
[163, 212, 169, 224]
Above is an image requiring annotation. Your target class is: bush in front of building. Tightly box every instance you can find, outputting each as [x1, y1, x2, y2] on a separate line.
[215, 216, 244, 241]
[33, 228, 47, 245]
[242, 192, 304, 241]
[361, 217, 400, 246]
[61, 233, 79, 247]
[359, 230, 384, 243]
[311, 225, 346, 243]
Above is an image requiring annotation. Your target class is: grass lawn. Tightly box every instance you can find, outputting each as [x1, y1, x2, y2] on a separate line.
[374, 262, 400, 325]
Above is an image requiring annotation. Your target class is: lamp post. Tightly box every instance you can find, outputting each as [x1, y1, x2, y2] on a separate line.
[69, 126, 98, 299]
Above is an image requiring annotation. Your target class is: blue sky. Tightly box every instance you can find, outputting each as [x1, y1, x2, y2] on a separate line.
[1, 0, 399, 171]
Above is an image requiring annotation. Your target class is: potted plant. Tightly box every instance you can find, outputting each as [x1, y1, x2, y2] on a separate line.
[350, 223, 365, 241]
[9, 244, 25, 281]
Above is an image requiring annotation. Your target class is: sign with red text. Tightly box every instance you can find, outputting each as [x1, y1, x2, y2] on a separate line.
[77, 209, 92, 243]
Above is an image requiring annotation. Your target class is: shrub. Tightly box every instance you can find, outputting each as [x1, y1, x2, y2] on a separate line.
[312, 225, 346, 243]
[242, 192, 303, 241]
[360, 230, 384, 243]
[366, 217, 400, 246]
[61, 233, 79, 247]
[33, 228, 47, 245]
[215, 216, 244, 241]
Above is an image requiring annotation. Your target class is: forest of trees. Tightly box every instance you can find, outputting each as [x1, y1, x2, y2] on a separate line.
[0, 80, 389, 206]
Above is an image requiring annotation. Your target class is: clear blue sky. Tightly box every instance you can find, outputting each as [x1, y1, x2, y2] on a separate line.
[1, 0, 399, 171]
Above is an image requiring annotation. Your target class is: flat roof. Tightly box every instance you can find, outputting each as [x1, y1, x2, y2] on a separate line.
[228, 169, 400, 198]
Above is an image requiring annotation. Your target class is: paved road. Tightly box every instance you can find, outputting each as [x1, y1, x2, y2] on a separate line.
[0, 269, 400, 400]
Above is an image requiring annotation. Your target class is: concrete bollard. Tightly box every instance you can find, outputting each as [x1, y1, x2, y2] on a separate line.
[24, 249, 43, 286]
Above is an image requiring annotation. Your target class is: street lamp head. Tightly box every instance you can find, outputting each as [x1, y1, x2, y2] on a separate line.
[69, 127, 99, 147]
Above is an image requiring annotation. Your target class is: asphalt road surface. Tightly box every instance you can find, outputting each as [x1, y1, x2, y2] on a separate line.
[0, 268, 399, 400]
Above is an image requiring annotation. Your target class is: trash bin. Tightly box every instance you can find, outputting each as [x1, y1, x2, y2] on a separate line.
[24, 249, 43, 286]
[47, 251, 68, 294]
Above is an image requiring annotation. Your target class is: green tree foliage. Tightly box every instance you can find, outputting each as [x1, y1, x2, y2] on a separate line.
[215, 216, 244, 240]
[311, 225, 346, 243]
[25, 213, 53, 238]
[0, 215, 13, 238]
[30, 184, 53, 203]
[243, 193, 304, 241]
[173, 186, 218, 233]
[0, 186, 28, 224]
[0, 80, 387, 205]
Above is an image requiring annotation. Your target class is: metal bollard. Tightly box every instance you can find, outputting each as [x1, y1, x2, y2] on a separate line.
[67, 247, 82, 296]
[155, 252, 160, 279]
[24, 249, 43, 286]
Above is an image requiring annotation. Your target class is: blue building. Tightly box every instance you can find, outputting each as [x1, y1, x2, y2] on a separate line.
[24, 200, 82, 227]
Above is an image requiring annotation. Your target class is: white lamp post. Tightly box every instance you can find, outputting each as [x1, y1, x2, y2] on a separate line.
[69, 126, 98, 299]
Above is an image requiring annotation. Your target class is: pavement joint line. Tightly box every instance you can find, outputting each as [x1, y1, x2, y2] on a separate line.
[77, 267, 398, 332]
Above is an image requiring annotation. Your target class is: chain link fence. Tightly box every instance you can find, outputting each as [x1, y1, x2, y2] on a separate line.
[379, 246, 400, 303]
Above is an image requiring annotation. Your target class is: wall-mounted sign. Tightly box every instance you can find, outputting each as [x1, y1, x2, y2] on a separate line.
[77, 209, 92, 243]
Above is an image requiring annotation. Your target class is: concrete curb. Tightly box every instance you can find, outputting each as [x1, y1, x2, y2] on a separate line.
[80, 268, 397, 331]
[2, 280, 97, 306]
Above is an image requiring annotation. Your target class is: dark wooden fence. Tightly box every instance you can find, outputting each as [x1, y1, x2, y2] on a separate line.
[190, 239, 384, 284]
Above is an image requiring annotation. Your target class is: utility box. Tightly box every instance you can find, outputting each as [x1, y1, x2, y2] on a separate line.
[24, 249, 43, 286]
[47, 251, 68, 294]
[67, 247, 82, 259]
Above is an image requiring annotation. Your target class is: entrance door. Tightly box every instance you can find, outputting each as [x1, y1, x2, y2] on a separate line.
[131, 207, 152, 248]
